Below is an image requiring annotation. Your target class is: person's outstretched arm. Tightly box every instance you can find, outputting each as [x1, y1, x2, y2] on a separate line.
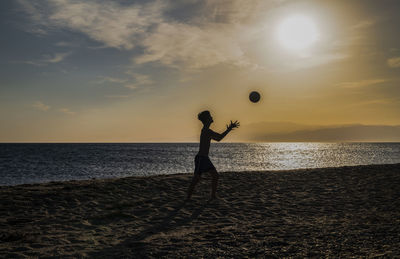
[210, 120, 240, 142]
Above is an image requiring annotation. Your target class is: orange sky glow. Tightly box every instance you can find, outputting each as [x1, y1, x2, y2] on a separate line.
[1, 0, 399, 142]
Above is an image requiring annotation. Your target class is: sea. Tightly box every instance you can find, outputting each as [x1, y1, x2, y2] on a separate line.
[0, 143, 399, 186]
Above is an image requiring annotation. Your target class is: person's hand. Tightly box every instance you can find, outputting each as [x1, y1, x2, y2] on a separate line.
[227, 120, 240, 130]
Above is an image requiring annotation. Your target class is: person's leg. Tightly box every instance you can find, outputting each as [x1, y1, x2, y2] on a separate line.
[210, 169, 219, 199]
[187, 174, 201, 200]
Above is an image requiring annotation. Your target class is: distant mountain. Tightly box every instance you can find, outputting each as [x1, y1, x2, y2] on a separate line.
[232, 122, 400, 142]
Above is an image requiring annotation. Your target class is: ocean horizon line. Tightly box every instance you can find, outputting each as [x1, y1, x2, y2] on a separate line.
[1, 141, 400, 144]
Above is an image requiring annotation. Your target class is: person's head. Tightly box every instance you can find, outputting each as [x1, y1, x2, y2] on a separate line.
[198, 110, 213, 126]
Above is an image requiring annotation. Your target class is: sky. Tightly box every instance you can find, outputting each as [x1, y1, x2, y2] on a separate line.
[1, 0, 400, 142]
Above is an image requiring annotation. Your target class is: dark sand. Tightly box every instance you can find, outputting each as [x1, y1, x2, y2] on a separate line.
[1, 164, 399, 258]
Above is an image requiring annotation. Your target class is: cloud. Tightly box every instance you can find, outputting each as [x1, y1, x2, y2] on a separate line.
[104, 95, 130, 99]
[124, 84, 138, 90]
[135, 22, 247, 69]
[17, 0, 347, 71]
[43, 52, 71, 63]
[282, 52, 348, 71]
[348, 98, 394, 108]
[95, 72, 153, 90]
[124, 73, 154, 89]
[336, 79, 387, 89]
[18, 0, 165, 50]
[234, 121, 400, 142]
[15, 52, 71, 66]
[387, 56, 400, 68]
[350, 19, 376, 31]
[125, 72, 153, 84]
[96, 76, 128, 84]
[55, 41, 77, 47]
[14, 60, 44, 66]
[59, 108, 75, 115]
[32, 102, 75, 114]
[257, 125, 400, 142]
[33, 101, 50, 111]
[16, 0, 266, 70]
[16, 0, 48, 34]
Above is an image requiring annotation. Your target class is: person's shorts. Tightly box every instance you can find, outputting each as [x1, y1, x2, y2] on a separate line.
[194, 155, 216, 175]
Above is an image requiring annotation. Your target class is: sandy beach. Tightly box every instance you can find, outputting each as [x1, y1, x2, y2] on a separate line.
[1, 163, 399, 258]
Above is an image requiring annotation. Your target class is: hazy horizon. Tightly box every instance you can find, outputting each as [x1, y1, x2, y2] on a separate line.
[1, 0, 399, 142]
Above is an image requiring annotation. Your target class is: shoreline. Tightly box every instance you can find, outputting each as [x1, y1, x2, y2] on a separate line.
[2, 162, 400, 187]
[1, 163, 399, 257]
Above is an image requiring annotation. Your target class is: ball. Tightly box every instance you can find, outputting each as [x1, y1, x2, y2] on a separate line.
[249, 91, 261, 103]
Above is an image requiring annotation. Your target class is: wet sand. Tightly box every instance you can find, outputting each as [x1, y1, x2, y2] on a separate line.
[1, 163, 399, 258]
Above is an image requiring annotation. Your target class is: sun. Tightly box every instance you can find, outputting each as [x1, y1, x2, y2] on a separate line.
[276, 15, 318, 51]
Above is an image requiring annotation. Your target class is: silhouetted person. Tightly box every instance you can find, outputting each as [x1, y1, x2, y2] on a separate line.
[186, 111, 240, 200]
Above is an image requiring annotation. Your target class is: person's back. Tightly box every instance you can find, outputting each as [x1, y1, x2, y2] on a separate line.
[186, 110, 239, 200]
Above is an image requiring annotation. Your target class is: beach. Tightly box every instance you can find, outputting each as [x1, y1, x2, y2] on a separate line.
[1, 163, 399, 258]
